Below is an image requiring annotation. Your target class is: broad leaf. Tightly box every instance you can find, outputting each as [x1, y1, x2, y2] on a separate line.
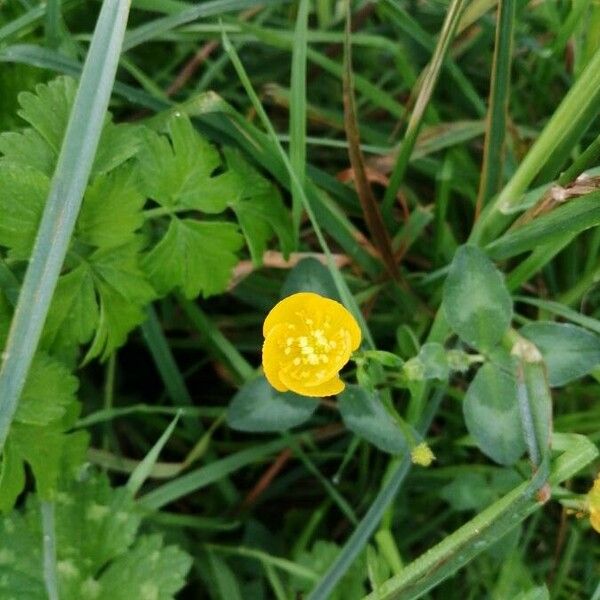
[520, 321, 600, 386]
[0, 162, 49, 259]
[0, 473, 191, 599]
[281, 257, 339, 300]
[224, 148, 294, 264]
[77, 167, 145, 249]
[227, 375, 318, 432]
[143, 218, 243, 298]
[338, 385, 409, 454]
[138, 114, 229, 212]
[463, 362, 525, 465]
[443, 245, 513, 350]
[16, 352, 78, 425]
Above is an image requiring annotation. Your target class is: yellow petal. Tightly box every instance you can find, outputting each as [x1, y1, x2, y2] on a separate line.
[263, 292, 320, 337]
[280, 372, 345, 397]
[263, 292, 361, 350]
[262, 326, 288, 392]
[591, 509, 600, 534]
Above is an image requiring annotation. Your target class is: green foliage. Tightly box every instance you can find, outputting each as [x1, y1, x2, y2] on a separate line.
[1, 2, 600, 599]
[281, 257, 340, 300]
[520, 321, 600, 386]
[291, 541, 366, 600]
[463, 362, 526, 466]
[227, 375, 318, 432]
[0, 472, 191, 599]
[338, 386, 409, 454]
[443, 245, 513, 350]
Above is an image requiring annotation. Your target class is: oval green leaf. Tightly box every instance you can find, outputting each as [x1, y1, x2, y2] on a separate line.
[443, 245, 512, 350]
[281, 257, 339, 300]
[463, 363, 525, 466]
[227, 376, 318, 432]
[338, 385, 408, 455]
[520, 321, 600, 387]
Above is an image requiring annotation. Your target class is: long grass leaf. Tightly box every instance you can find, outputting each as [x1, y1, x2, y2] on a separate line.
[289, 0, 309, 243]
[475, 0, 516, 215]
[382, 0, 469, 218]
[342, 0, 399, 281]
[0, 0, 132, 450]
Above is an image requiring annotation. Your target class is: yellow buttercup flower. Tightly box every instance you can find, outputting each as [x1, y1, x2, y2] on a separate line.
[262, 292, 361, 397]
[588, 475, 600, 534]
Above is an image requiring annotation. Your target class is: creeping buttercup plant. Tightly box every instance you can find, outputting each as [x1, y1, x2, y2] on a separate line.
[1, 1, 600, 599]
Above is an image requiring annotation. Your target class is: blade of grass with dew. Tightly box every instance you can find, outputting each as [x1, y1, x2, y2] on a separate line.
[475, 0, 516, 216]
[472, 46, 600, 244]
[283, 431, 358, 525]
[289, 0, 308, 243]
[362, 433, 597, 600]
[382, 0, 470, 220]
[0, 0, 132, 452]
[126, 413, 180, 497]
[41, 501, 59, 600]
[220, 27, 375, 348]
[342, 0, 400, 282]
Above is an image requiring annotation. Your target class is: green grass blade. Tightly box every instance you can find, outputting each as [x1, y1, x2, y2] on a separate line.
[178, 295, 255, 384]
[123, 0, 290, 51]
[289, 0, 309, 243]
[0, 0, 132, 451]
[474, 46, 600, 244]
[140, 437, 290, 509]
[45, 0, 62, 48]
[0, 43, 168, 111]
[382, 0, 469, 219]
[485, 190, 600, 259]
[41, 501, 59, 600]
[475, 0, 516, 215]
[126, 413, 180, 497]
[141, 305, 195, 408]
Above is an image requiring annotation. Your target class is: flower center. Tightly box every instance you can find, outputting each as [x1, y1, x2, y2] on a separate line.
[275, 314, 349, 385]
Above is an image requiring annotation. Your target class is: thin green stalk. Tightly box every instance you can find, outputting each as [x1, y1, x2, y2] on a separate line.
[382, 0, 469, 220]
[177, 295, 255, 384]
[41, 501, 59, 600]
[0, 0, 132, 452]
[289, 0, 309, 243]
[505, 329, 552, 469]
[475, 0, 515, 215]
[102, 352, 116, 452]
[284, 432, 358, 525]
[45, 0, 62, 49]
